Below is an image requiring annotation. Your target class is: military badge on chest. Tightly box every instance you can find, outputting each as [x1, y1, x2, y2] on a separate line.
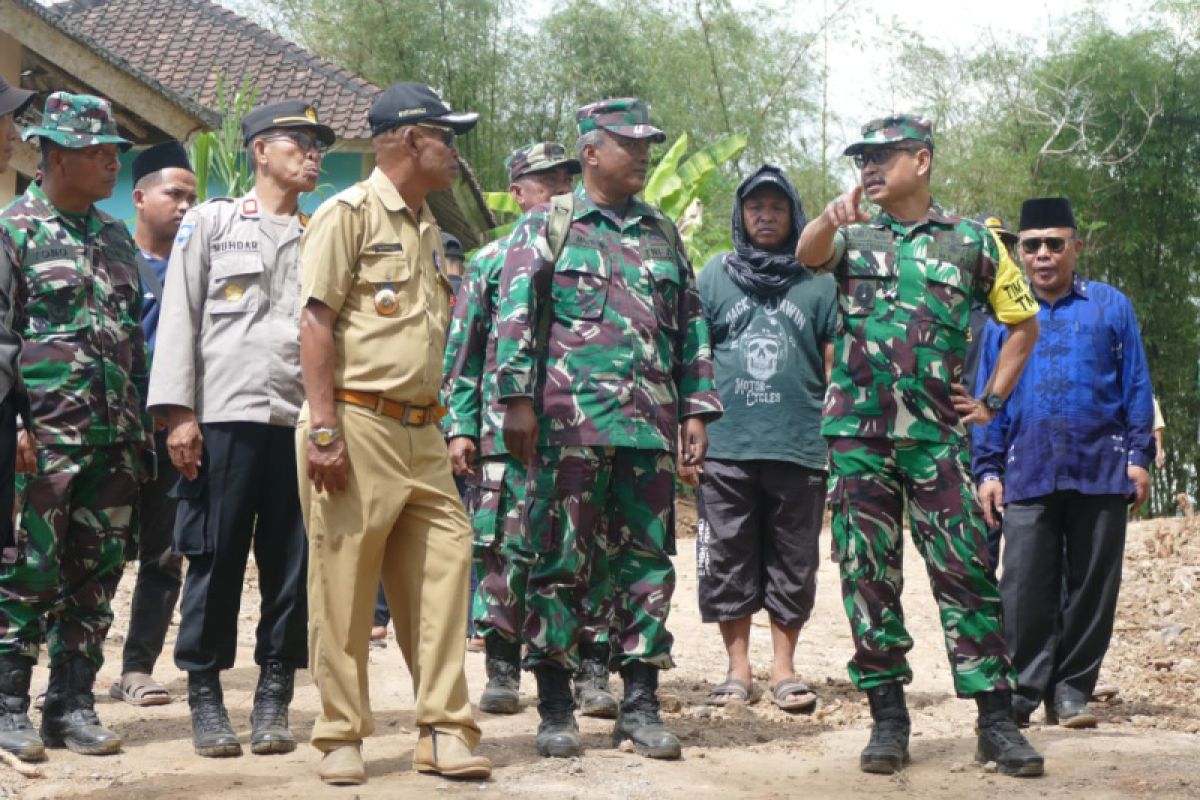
[374, 283, 399, 315]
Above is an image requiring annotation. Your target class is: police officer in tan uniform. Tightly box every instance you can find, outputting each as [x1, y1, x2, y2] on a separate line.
[297, 82, 490, 786]
[148, 100, 334, 760]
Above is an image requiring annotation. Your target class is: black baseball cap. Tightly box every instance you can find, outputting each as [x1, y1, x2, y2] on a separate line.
[441, 232, 464, 260]
[0, 77, 35, 118]
[241, 100, 336, 147]
[132, 140, 193, 184]
[369, 82, 479, 137]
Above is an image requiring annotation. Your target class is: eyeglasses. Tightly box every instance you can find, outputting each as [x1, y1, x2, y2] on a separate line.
[851, 146, 923, 170]
[1019, 236, 1070, 254]
[416, 123, 456, 147]
[264, 130, 328, 155]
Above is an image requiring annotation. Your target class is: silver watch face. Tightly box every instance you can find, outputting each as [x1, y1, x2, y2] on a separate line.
[984, 394, 1003, 411]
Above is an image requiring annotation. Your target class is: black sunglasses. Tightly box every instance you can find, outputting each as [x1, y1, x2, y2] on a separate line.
[1019, 236, 1070, 254]
[417, 123, 456, 147]
[265, 130, 328, 155]
[851, 146, 924, 170]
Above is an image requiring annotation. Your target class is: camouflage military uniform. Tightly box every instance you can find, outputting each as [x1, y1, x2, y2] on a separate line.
[0, 96, 149, 669]
[495, 171, 722, 671]
[821, 118, 1038, 697]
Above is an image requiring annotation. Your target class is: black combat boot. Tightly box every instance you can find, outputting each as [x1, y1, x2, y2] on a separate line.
[39, 656, 121, 755]
[0, 654, 45, 762]
[250, 661, 296, 755]
[613, 661, 680, 759]
[574, 641, 618, 719]
[533, 665, 582, 757]
[976, 690, 1045, 777]
[859, 682, 910, 774]
[187, 670, 242, 757]
[479, 635, 521, 715]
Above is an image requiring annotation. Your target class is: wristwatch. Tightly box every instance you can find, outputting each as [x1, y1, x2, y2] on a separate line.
[982, 393, 1004, 412]
[309, 427, 341, 447]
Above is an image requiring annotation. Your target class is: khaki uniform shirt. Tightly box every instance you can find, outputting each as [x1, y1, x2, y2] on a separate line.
[300, 168, 453, 406]
[147, 190, 305, 426]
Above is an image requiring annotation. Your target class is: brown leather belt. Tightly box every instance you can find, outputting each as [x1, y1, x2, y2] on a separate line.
[333, 388, 444, 426]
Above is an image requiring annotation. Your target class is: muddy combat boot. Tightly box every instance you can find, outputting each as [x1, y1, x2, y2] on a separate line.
[613, 662, 680, 759]
[479, 635, 521, 715]
[574, 642, 618, 719]
[0, 654, 45, 762]
[250, 661, 296, 754]
[188, 670, 242, 757]
[976, 691, 1045, 777]
[859, 683, 910, 774]
[39, 656, 121, 755]
[533, 665, 582, 757]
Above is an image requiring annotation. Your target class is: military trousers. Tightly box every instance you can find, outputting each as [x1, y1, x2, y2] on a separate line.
[827, 436, 1015, 697]
[522, 445, 675, 672]
[0, 442, 138, 667]
[172, 422, 308, 673]
[298, 403, 481, 753]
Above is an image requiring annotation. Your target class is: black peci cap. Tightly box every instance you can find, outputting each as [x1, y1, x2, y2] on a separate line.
[132, 140, 193, 184]
[1019, 197, 1077, 231]
[241, 100, 336, 147]
[368, 83, 479, 137]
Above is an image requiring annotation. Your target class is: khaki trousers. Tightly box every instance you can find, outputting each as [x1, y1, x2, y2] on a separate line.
[297, 402, 480, 752]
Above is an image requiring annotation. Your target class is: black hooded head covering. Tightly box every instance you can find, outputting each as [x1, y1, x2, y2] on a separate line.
[725, 164, 808, 298]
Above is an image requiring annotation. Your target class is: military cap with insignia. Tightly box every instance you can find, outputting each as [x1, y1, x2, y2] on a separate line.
[369, 83, 479, 137]
[843, 113, 934, 156]
[576, 97, 665, 143]
[972, 211, 1018, 244]
[506, 141, 581, 183]
[22, 91, 132, 150]
[132, 140, 193, 184]
[241, 100, 335, 147]
[0, 76, 36, 118]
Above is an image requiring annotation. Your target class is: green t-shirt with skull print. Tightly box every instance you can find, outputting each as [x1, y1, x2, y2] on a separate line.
[698, 255, 836, 469]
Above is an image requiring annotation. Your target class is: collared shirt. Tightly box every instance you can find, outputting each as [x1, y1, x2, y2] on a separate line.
[442, 236, 508, 456]
[147, 189, 305, 426]
[139, 250, 168, 351]
[0, 182, 149, 446]
[300, 167, 453, 406]
[818, 203, 1038, 443]
[972, 274, 1154, 503]
[495, 183, 722, 450]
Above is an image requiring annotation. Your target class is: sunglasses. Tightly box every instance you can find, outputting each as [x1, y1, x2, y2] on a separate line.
[851, 146, 923, 170]
[1019, 236, 1070, 254]
[265, 130, 328, 155]
[417, 123, 456, 147]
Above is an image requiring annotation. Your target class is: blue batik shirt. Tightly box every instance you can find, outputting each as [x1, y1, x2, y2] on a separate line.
[972, 273, 1154, 504]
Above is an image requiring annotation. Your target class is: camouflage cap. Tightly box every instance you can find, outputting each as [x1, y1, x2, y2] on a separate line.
[843, 113, 933, 156]
[21, 91, 132, 151]
[505, 141, 581, 183]
[972, 211, 1018, 244]
[576, 98, 665, 143]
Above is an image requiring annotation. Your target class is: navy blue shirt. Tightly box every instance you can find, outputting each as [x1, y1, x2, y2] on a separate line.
[972, 274, 1154, 504]
[139, 251, 168, 352]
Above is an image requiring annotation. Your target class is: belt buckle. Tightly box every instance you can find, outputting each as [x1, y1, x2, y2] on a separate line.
[373, 395, 387, 415]
[404, 405, 427, 426]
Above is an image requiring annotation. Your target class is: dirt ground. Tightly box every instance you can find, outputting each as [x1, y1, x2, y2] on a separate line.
[3, 507, 1198, 800]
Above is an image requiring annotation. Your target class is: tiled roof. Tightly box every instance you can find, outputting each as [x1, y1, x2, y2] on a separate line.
[52, 0, 378, 140]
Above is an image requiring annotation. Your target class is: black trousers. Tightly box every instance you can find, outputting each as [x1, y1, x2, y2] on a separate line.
[0, 393, 15, 556]
[1001, 491, 1127, 712]
[173, 422, 308, 673]
[121, 429, 183, 675]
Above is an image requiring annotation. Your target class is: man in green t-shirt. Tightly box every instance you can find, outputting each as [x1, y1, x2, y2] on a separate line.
[694, 164, 836, 712]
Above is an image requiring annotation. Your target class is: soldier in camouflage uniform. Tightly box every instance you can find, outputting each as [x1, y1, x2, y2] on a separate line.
[442, 142, 584, 716]
[497, 98, 722, 759]
[797, 114, 1044, 777]
[0, 93, 151, 760]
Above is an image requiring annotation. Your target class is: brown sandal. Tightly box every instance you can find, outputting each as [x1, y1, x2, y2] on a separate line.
[109, 672, 172, 707]
[769, 678, 817, 713]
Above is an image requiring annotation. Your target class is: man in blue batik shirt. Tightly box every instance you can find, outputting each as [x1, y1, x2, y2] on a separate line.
[973, 196, 1153, 730]
[108, 141, 196, 708]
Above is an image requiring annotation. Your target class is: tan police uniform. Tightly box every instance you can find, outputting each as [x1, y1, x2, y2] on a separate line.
[297, 166, 480, 752]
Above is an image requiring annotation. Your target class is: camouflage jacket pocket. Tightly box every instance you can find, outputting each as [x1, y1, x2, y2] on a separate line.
[207, 254, 263, 316]
[840, 259, 893, 318]
[919, 261, 970, 330]
[26, 260, 88, 336]
[553, 244, 609, 322]
[645, 257, 681, 333]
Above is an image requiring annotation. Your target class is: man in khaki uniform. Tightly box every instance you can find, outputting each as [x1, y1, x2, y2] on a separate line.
[148, 100, 334, 759]
[297, 81, 490, 786]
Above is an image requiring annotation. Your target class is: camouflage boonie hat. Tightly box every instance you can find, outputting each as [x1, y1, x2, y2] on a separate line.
[505, 141, 581, 183]
[843, 113, 933, 156]
[22, 91, 132, 151]
[576, 98, 666, 143]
